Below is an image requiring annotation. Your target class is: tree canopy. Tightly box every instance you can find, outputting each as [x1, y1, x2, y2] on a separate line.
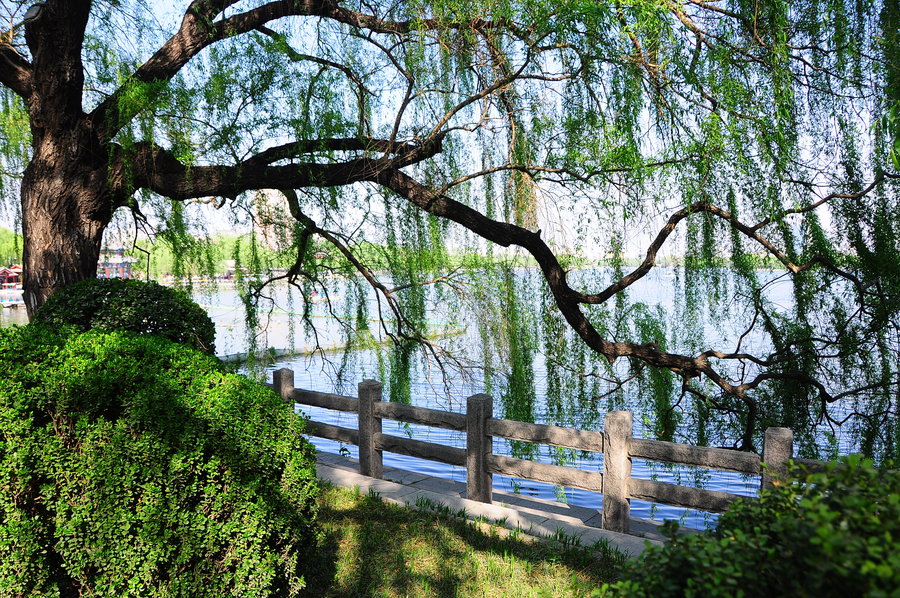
[0, 0, 898, 455]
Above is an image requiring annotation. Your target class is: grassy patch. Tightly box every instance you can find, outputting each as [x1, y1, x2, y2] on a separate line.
[303, 484, 627, 597]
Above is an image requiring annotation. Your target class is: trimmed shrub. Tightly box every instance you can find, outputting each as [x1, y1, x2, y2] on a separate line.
[32, 278, 216, 354]
[0, 326, 319, 597]
[607, 456, 900, 598]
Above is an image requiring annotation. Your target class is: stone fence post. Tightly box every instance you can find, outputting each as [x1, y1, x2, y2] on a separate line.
[358, 380, 383, 479]
[602, 410, 633, 533]
[466, 394, 493, 503]
[761, 427, 793, 490]
[273, 368, 295, 403]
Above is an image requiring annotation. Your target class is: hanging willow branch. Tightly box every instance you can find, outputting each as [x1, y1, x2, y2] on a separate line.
[2, 0, 898, 454]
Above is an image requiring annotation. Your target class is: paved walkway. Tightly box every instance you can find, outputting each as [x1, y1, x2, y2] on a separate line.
[317, 452, 674, 557]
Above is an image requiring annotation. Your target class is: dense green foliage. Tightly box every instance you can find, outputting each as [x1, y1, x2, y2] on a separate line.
[0, 326, 320, 597]
[607, 457, 900, 598]
[32, 278, 216, 354]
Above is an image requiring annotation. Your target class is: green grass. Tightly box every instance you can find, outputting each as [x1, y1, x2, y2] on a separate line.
[302, 484, 627, 597]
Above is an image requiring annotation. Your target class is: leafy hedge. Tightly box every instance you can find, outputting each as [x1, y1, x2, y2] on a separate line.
[607, 456, 900, 598]
[32, 278, 216, 354]
[0, 326, 319, 597]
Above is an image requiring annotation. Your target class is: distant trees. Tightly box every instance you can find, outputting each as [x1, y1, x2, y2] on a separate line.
[0, 227, 21, 266]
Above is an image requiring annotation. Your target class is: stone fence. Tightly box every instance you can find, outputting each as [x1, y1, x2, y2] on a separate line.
[270, 368, 823, 534]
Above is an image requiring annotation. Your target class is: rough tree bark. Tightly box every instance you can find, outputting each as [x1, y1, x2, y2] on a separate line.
[21, 131, 116, 315]
[16, 0, 118, 316]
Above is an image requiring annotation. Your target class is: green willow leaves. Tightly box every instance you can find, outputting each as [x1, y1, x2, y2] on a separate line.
[0, 0, 897, 456]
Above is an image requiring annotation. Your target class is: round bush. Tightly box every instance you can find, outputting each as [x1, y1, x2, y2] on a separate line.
[32, 278, 216, 354]
[607, 456, 900, 598]
[0, 326, 319, 597]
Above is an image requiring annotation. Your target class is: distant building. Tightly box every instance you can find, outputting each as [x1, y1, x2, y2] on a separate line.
[221, 260, 237, 280]
[0, 265, 21, 285]
[98, 248, 139, 279]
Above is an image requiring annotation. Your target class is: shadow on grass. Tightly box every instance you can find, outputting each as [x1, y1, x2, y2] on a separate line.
[302, 485, 627, 598]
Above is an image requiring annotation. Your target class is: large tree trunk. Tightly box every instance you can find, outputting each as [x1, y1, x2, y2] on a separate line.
[21, 130, 113, 317]
[18, 1, 113, 318]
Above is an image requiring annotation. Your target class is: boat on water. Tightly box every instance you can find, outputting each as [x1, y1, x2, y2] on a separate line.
[0, 283, 24, 309]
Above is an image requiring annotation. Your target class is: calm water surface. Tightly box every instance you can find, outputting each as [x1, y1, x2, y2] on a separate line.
[0, 271, 806, 529]
[194, 270, 781, 529]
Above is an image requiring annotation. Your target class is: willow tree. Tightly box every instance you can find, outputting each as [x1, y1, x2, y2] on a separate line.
[0, 0, 898, 454]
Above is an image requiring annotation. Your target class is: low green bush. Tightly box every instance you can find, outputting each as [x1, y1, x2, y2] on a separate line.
[0, 326, 319, 597]
[32, 278, 216, 354]
[607, 456, 900, 598]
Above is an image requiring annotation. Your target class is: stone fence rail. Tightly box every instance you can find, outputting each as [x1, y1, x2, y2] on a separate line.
[270, 368, 823, 534]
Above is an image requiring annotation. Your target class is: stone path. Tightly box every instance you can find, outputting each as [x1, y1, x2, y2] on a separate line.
[317, 452, 679, 557]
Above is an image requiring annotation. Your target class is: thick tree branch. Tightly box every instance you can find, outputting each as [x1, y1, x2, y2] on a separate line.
[122, 138, 717, 384]
[23, 0, 92, 122]
[244, 135, 445, 167]
[121, 134, 444, 200]
[0, 43, 32, 97]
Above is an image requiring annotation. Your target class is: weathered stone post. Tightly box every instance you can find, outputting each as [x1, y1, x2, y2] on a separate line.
[466, 393, 493, 503]
[358, 380, 383, 479]
[761, 427, 793, 490]
[602, 410, 633, 533]
[273, 368, 295, 403]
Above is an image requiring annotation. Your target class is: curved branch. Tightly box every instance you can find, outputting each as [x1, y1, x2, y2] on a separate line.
[121, 134, 444, 201]
[0, 43, 32, 97]
[124, 137, 717, 385]
[371, 167, 710, 375]
[753, 172, 900, 232]
[582, 176, 896, 307]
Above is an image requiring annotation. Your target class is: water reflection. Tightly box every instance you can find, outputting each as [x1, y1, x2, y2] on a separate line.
[0, 307, 28, 328]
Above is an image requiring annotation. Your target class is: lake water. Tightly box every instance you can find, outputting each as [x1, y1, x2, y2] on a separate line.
[0, 270, 815, 529]
[193, 268, 797, 529]
[0, 305, 27, 328]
